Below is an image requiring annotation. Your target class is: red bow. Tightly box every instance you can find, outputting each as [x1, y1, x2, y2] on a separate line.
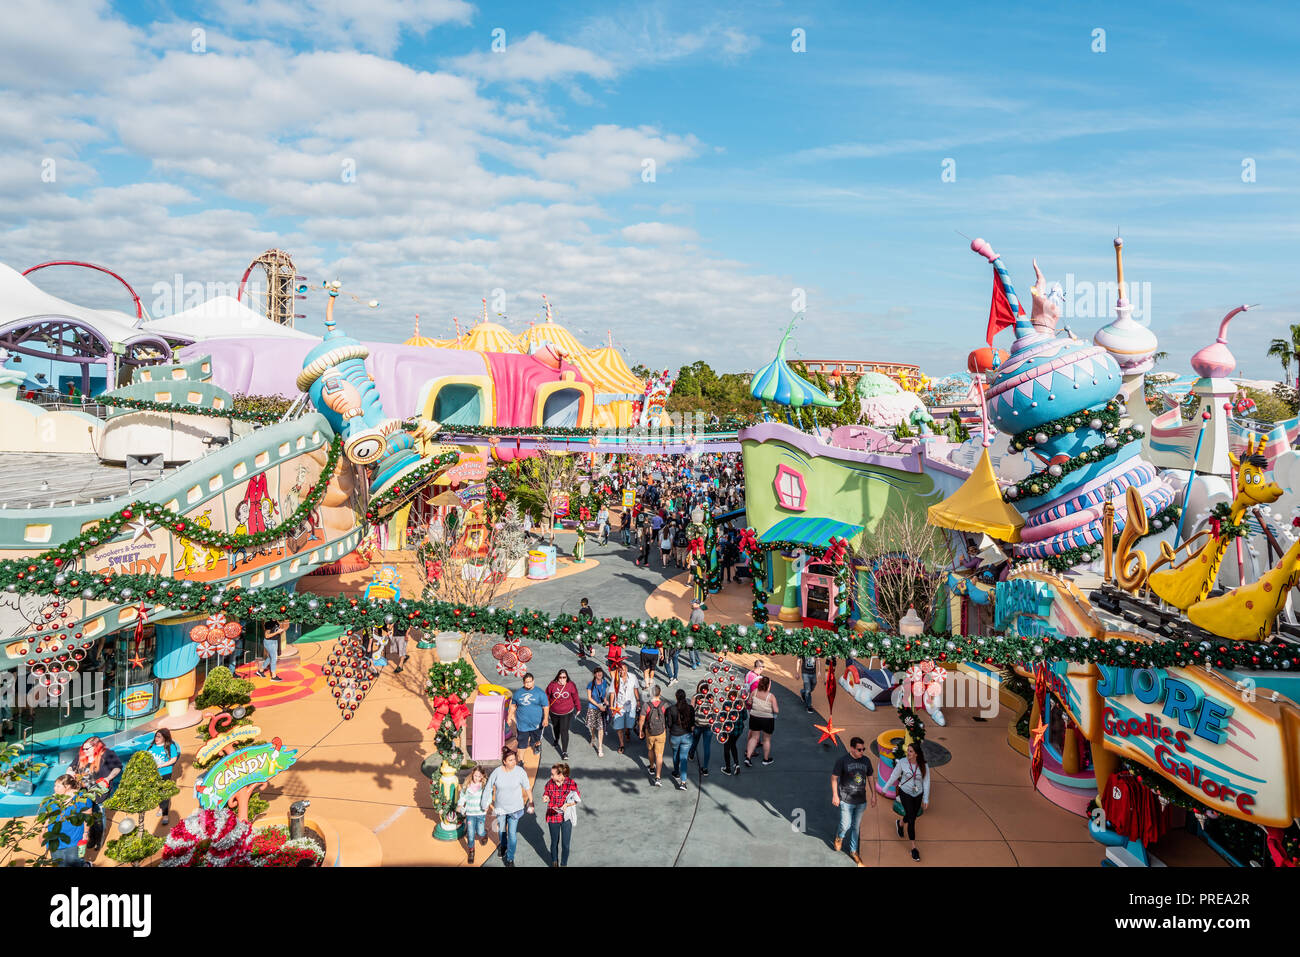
[688, 537, 705, 557]
[822, 536, 849, 566]
[737, 528, 759, 553]
[1209, 517, 1222, 538]
[428, 693, 470, 731]
[579, 506, 591, 521]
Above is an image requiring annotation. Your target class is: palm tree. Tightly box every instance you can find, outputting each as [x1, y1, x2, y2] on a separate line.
[1268, 325, 1300, 391]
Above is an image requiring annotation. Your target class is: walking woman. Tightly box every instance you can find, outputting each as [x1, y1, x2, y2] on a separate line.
[147, 729, 180, 819]
[543, 762, 581, 867]
[885, 742, 930, 861]
[585, 667, 610, 757]
[689, 680, 713, 778]
[545, 669, 581, 759]
[456, 765, 490, 864]
[667, 689, 695, 790]
[609, 662, 639, 754]
[743, 676, 778, 768]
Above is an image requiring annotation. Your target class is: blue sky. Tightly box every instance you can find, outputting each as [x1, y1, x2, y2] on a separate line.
[2, 0, 1298, 381]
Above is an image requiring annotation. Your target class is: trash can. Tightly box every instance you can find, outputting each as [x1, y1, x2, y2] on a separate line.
[527, 550, 548, 579]
[471, 692, 507, 762]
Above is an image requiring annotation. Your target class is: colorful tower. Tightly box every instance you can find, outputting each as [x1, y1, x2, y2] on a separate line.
[296, 285, 424, 495]
[972, 239, 1174, 564]
[1093, 237, 1159, 433]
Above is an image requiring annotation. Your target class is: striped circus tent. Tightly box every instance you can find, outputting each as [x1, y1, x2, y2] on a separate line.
[403, 315, 438, 347]
[459, 321, 522, 353]
[518, 320, 586, 358]
[749, 323, 843, 409]
[573, 344, 646, 428]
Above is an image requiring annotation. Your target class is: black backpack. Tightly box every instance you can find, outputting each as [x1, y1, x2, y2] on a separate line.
[644, 700, 668, 735]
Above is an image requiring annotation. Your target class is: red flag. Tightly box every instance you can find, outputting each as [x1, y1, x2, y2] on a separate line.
[986, 274, 1025, 347]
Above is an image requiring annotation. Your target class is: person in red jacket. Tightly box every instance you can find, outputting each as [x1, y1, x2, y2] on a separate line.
[545, 670, 581, 759]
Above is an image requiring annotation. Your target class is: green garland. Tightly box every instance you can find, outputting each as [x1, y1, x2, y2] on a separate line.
[433, 416, 757, 438]
[1207, 502, 1249, 542]
[1008, 399, 1124, 452]
[1037, 503, 1183, 572]
[101, 395, 283, 425]
[892, 706, 926, 757]
[34, 437, 340, 565]
[1003, 427, 1144, 502]
[749, 550, 769, 623]
[364, 452, 459, 521]
[4, 558, 1299, 671]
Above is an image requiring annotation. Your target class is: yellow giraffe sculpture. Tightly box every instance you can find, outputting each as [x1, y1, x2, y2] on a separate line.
[1147, 435, 1281, 610]
[1188, 532, 1300, 641]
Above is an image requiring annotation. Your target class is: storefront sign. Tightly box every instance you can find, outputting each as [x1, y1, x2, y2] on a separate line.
[195, 738, 299, 810]
[108, 682, 156, 719]
[552, 494, 569, 518]
[196, 726, 261, 765]
[1096, 664, 1300, 826]
[622, 490, 635, 509]
[446, 457, 488, 484]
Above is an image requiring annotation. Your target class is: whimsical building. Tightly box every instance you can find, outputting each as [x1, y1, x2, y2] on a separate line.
[973, 239, 1175, 564]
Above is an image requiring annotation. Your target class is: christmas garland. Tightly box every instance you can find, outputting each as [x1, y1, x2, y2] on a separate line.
[1008, 399, 1124, 452]
[1037, 503, 1183, 572]
[31, 436, 341, 568]
[432, 416, 757, 438]
[1003, 426, 1144, 502]
[5, 559, 1300, 671]
[892, 706, 926, 757]
[363, 452, 460, 521]
[101, 395, 282, 426]
[1207, 501, 1249, 542]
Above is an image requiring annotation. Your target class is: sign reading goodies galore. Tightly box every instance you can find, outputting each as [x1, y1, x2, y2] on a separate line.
[1096, 665, 1300, 827]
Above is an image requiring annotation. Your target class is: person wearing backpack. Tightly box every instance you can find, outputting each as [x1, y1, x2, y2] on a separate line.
[576, 597, 594, 659]
[637, 684, 670, 787]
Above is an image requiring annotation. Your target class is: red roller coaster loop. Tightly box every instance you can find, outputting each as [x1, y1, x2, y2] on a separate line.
[23, 260, 144, 319]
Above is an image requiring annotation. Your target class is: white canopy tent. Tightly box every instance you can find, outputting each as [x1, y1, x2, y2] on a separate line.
[0, 262, 172, 393]
[143, 296, 319, 343]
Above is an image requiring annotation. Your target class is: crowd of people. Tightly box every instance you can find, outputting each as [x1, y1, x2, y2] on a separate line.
[41, 728, 181, 867]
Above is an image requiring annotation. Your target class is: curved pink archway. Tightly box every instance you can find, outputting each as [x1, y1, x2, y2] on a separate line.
[23, 260, 144, 319]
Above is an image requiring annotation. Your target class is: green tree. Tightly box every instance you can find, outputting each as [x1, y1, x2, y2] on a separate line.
[1268, 328, 1300, 392]
[103, 752, 179, 864]
[195, 666, 257, 744]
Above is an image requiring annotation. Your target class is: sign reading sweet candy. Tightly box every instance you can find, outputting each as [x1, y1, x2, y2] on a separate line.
[1095, 665, 1300, 826]
[195, 738, 298, 810]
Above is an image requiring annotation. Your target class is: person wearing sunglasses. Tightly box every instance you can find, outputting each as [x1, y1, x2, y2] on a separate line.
[831, 737, 877, 866]
[545, 670, 580, 759]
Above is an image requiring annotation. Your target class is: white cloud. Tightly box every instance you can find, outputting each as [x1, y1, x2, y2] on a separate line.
[447, 32, 617, 84]
[208, 0, 474, 55]
[621, 222, 698, 244]
[0, 14, 794, 372]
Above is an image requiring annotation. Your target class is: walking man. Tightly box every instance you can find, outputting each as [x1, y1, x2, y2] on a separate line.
[638, 684, 670, 787]
[831, 737, 876, 866]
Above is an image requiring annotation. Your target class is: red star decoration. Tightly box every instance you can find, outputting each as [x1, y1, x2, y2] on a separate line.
[129, 654, 146, 669]
[814, 714, 846, 746]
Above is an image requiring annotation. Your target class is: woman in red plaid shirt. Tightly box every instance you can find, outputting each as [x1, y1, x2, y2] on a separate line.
[543, 763, 581, 867]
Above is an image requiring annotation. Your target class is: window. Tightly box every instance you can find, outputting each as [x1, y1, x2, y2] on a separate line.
[773, 464, 808, 511]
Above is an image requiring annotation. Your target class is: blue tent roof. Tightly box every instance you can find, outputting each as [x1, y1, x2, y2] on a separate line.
[759, 516, 864, 547]
[749, 321, 843, 409]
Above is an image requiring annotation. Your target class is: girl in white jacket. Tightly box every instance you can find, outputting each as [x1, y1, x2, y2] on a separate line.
[885, 742, 930, 862]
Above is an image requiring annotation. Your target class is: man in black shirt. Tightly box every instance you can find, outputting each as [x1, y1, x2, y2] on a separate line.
[831, 737, 876, 865]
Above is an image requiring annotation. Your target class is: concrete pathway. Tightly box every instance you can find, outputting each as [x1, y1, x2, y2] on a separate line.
[474, 633, 855, 868]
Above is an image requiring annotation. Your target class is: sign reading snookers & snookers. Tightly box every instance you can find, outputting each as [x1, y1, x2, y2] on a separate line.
[195, 737, 298, 811]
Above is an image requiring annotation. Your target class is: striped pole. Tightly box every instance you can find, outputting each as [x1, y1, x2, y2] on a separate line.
[1173, 410, 1211, 547]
